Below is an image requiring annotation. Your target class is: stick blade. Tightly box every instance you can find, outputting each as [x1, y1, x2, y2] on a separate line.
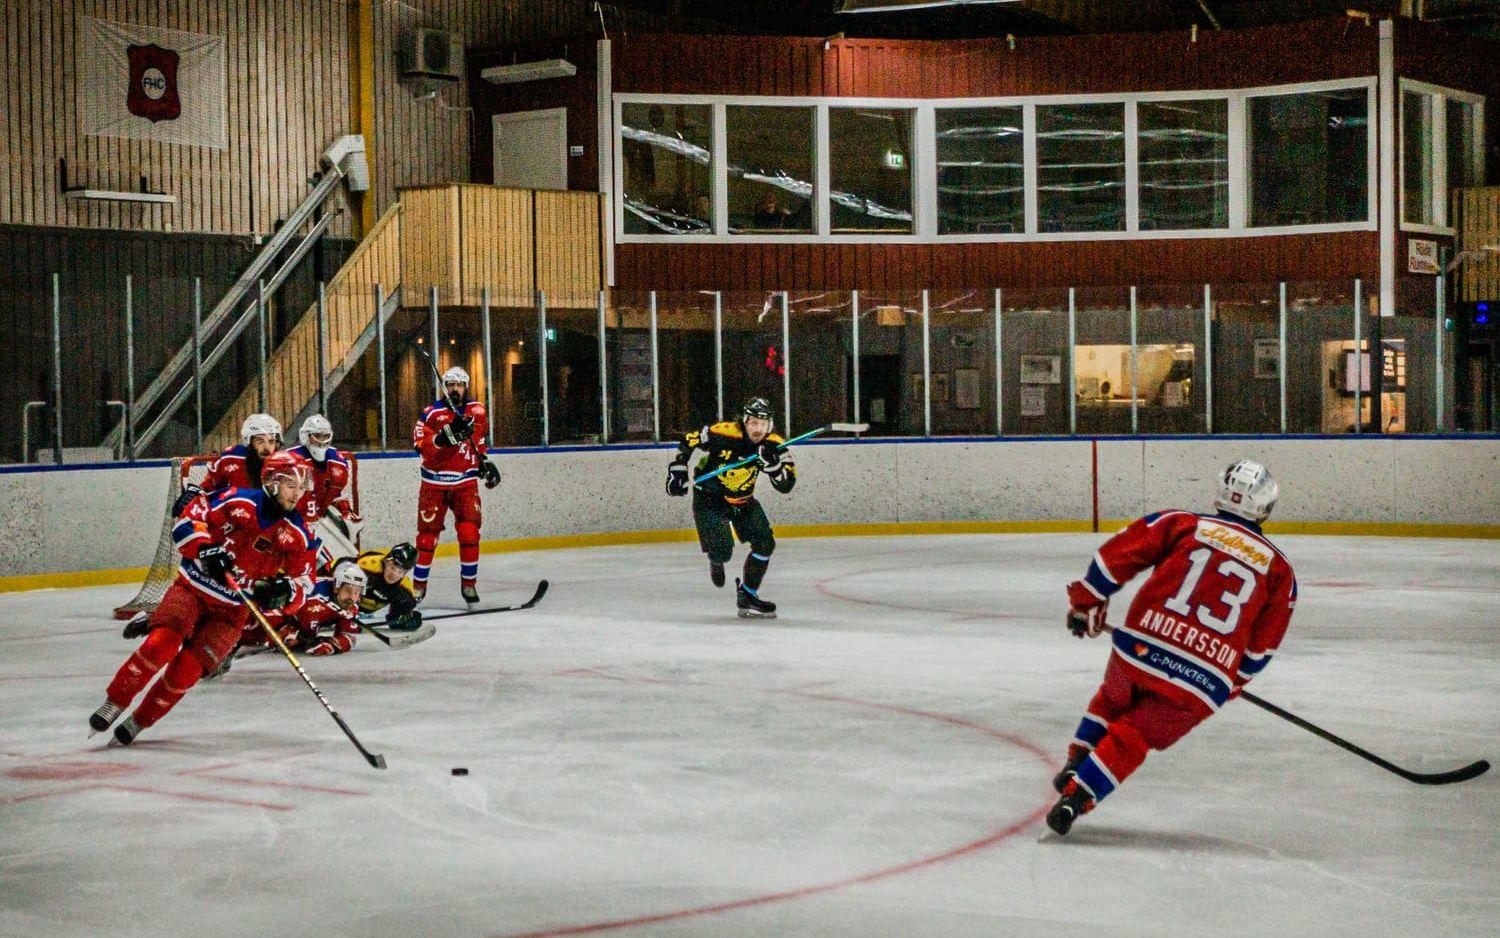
[826, 422, 870, 433]
[1404, 759, 1489, 786]
[368, 752, 388, 770]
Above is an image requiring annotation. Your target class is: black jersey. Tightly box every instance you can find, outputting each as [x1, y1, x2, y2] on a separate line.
[677, 421, 796, 504]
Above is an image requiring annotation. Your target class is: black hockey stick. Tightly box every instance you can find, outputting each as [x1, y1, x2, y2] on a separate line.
[421, 580, 550, 622]
[227, 574, 386, 769]
[1238, 690, 1489, 786]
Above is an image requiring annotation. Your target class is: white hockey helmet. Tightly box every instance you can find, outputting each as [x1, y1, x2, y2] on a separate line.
[1214, 459, 1279, 523]
[240, 413, 283, 446]
[298, 414, 335, 462]
[442, 366, 470, 387]
[332, 562, 368, 595]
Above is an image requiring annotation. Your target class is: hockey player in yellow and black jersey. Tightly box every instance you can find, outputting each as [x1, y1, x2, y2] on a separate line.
[325, 542, 423, 630]
[666, 397, 796, 618]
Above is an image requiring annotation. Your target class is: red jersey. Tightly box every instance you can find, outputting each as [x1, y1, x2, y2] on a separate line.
[200, 444, 263, 494]
[286, 444, 355, 523]
[171, 488, 318, 609]
[1073, 510, 1297, 712]
[413, 398, 488, 487]
[264, 578, 360, 653]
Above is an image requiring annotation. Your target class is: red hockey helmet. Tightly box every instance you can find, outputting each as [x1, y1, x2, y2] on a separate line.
[261, 450, 310, 496]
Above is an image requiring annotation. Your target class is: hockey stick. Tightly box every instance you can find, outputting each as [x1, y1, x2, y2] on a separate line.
[421, 580, 550, 620]
[1094, 626, 1487, 785]
[692, 423, 869, 488]
[226, 573, 387, 769]
[1238, 689, 1489, 786]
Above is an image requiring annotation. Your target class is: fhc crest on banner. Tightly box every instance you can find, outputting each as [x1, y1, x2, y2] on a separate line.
[82, 18, 226, 148]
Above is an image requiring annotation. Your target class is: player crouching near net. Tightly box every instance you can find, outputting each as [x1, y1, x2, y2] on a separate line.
[90, 452, 319, 745]
[666, 397, 796, 618]
[413, 367, 500, 608]
[1047, 460, 1297, 836]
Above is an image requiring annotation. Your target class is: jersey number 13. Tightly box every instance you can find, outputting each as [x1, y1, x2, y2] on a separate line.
[1162, 547, 1258, 635]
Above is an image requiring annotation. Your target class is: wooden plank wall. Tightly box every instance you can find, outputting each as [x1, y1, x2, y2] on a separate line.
[399, 186, 462, 306]
[1455, 187, 1500, 303]
[208, 202, 402, 449]
[460, 185, 534, 307]
[1, 0, 353, 237]
[535, 190, 602, 309]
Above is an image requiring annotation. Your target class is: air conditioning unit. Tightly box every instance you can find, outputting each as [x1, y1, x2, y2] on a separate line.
[481, 58, 577, 84]
[398, 28, 463, 83]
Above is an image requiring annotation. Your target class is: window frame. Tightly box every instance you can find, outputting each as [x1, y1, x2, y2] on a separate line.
[613, 77, 1379, 245]
[1398, 78, 1486, 236]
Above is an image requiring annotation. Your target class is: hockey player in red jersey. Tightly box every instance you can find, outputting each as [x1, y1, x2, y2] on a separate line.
[90, 451, 318, 745]
[412, 366, 500, 607]
[1047, 460, 1297, 835]
[252, 563, 366, 657]
[287, 414, 359, 528]
[173, 413, 283, 515]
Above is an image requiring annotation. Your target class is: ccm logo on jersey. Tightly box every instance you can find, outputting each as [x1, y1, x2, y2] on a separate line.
[1194, 519, 1272, 573]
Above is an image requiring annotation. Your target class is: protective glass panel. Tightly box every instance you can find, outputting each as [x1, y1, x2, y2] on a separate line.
[720, 291, 788, 431]
[1402, 91, 1435, 226]
[621, 102, 712, 235]
[1209, 283, 1282, 434]
[928, 290, 997, 435]
[1135, 285, 1207, 433]
[1000, 289, 1070, 435]
[1138, 98, 1228, 231]
[935, 106, 1024, 234]
[1249, 88, 1369, 226]
[1283, 281, 1358, 434]
[1073, 288, 1133, 435]
[1037, 103, 1125, 232]
[787, 292, 851, 433]
[727, 106, 814, 234]
[855, 291, 926, 436]
[829, 108, 914, 233]
[543, 299, 603, 444]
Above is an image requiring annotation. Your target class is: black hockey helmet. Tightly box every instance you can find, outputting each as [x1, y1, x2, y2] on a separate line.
[387, 542, 418, 572]
[741, 397, 773, 423]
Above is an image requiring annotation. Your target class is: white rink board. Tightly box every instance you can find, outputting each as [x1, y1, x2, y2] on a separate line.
[0, 534, 1495, 937]
[2, 437, 1499, 579]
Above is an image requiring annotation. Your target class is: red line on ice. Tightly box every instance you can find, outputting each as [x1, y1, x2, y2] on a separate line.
[495, 671, 1055, 938]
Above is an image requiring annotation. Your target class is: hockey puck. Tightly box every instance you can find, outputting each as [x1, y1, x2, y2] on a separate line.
[451, 767, 468, 776]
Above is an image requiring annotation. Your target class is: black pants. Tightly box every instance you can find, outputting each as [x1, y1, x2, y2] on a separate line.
[693, 491, 775, 564]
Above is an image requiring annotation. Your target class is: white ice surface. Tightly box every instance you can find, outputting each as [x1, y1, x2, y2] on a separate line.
[1, 534, 1496, 938]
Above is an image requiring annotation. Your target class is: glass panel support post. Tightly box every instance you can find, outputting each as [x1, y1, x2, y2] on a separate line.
[1203, 283, 1213, 434]
[1129, 285, 1139, 435]
[193, 278, 204, 452]
[538, 290, 550, 447]
[374, 283, 388, 451]
[649, 290, 660, 443]
[851, 290, 861, 427]
[482, 286, 495, 445]
[597, 290, 609, 443]
[714, 291, 724, 421]
[781, 291, 792, 433]
[1353, 278, 1363, 434]
[1067, 287, 1077, 436]
[1278, 282, 1288, 434]
[994, 288, 1004, 436]
[125, 274, 136, 461]
[922, 289, 932, 437]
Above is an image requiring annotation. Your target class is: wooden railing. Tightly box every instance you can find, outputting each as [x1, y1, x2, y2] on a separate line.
[207, 202, 402, 449]
[1455, 185, 1500, 302]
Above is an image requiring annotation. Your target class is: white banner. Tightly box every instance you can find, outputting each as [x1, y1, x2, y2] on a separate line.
[81, 17, 227, 149]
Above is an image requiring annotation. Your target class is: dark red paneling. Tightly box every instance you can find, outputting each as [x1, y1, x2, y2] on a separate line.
[615, 232, 1378, 292]
[468, 39, 600, 193]
[614, 18, 1379, 99]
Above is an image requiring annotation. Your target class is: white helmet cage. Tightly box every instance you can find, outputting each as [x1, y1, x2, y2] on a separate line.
[298, 414, 335, 462]
[240, 413, 283, 446]
[1214, 459, 1279, 523]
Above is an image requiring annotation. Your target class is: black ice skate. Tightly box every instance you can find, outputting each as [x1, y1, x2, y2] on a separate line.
[122, 612, 151, 640]
[89, 701, 122, 734]
[1053, 744, 1090, 793]
[113, 716, 143, 746]
[710, 562, 725, 588]
[461, 585, 481, 608]
[735, 579, 776, 619]
[1046, 779, 1095, 836]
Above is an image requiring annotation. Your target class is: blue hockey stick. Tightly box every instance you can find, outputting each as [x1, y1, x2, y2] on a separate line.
[692, 422, 868, 488]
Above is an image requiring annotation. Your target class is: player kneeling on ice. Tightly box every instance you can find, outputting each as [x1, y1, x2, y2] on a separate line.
[1047, 460, 1297, 836]
[413, 367, 500, 608]
[666, 397, 796, 618]
[90, 452, 318, 745]
[328, 542, 422, 631]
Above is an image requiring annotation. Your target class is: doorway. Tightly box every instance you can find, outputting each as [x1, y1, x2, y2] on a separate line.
[858, 354, 901, 435]
[493, 107, 568, 191]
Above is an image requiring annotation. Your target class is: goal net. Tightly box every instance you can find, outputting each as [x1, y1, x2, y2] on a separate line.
[112, 453, 360, 620]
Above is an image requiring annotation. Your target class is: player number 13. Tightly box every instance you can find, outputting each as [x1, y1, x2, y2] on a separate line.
[1162, 547, 1257, 635]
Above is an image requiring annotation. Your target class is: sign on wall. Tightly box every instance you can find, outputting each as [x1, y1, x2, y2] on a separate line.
[81, 17, 227, 148]
[1407, 238, 1440, 275]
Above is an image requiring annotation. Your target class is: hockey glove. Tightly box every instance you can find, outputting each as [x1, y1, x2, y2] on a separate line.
[1066, 598, 1109, 639]
[665, 459, 689, 497]
[172, 483, 204, 517]
[768, 457, 796, 493]
[386, 608, 423, 632]
[479, 457, 501, 489]
[756, 441, 783, 472]
[249, 574, 294, 611]
[197, 544, 236, 583]
[437, 414, 474, 447]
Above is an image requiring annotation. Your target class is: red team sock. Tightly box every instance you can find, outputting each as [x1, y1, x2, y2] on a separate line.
[132, 651, 206, 728]
[456, 522, 480, 587]
[106, 628, 182, 708]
